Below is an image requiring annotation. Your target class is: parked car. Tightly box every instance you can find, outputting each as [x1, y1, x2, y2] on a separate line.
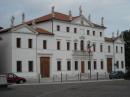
[0, 75, 8, 88]
[109, 71, 124, 79]
[6, 73, 26, 84]
[124, 71, 130, 80]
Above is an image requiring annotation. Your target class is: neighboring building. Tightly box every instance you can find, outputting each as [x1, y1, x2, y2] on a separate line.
[0, 7, 125, 78]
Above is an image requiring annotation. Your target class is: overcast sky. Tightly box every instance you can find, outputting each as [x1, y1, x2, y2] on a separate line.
[0, 0, 130, 36]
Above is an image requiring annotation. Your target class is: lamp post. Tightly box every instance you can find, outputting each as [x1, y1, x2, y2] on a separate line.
[112, 32, 116, 72]
[87, 41, 94, 79]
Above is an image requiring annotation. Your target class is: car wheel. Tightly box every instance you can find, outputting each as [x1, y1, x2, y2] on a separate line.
[19, 80, 24, 84]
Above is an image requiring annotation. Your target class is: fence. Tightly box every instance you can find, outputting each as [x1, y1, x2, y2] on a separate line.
[52, 72, 109, 82]
[26, 72, 109, 83]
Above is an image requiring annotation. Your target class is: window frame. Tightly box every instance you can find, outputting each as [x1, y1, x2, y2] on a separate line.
[67, 61, 71, 71]
[57, 61, 61, 71]
[43, 40, 47, 49]
[16, 38, 21, 48]
[28, 39, 32, 48]
[28, 61, 33, 72]
[17, 61, 22, 72]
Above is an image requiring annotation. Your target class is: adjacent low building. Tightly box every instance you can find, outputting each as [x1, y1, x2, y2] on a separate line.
[0, 7, 125, 79]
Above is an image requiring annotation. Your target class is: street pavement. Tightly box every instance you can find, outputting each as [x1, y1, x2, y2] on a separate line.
[0, 80, 130, 97]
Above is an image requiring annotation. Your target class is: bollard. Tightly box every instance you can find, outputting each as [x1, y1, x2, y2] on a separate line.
[38, 73, 40, 83]
[66, 74, 67, 81]
[97, 72, 98, 80]
[80, 73, 81, 81]
[61, 73, 62, 82]
[78, 73, 79, 80]
[105, 72, 106, 78]
[53, 75, 55, 82]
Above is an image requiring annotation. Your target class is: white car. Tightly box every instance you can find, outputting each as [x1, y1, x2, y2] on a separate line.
[0, 75, 8, 88]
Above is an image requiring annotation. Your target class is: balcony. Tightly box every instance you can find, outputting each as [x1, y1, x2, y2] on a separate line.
[72, 50, 93, 60]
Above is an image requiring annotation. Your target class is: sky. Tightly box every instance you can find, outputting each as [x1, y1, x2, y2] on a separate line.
[0, 0, 130, 36]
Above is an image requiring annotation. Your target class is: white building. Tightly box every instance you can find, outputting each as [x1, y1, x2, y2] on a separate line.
[0, 7, 125, 79]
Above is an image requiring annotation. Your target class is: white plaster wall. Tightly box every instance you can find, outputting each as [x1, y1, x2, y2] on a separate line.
[11, 32, 37, 78]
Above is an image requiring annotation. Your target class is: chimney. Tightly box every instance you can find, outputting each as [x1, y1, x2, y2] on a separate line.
[79, 6, 82, 16]
[69, 10, 72, 21]
[11, 16, 15, 28]
[22, 13, 25, 24]
[101, 17, 104, 26]
[88, 14, 91, 22]
[52, 6, 55, 18]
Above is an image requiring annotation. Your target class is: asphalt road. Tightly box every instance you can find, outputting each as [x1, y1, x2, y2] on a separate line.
[0, 80, 130, 97]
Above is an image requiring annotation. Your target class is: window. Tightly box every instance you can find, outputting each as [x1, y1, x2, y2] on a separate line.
[57, 41, 60, 50]
[94, 61, 97, 70]
[100, 32, 102, 37]
[121, 61, 124, 69]
[74, 28, 77, 33]
[93, 43, 96, 52]
[16, 38, 21, 48]
[116, 46, 118, 53]
[121, 47, 123, 53]
[17, 61, 22, 72]
[93, 31, 95, 36]
[66, 27, 70, 32]
[43, 40, 47, 49]
[28, 39, 32, 48]
[67, 61, 71, 71]
[108, 45, 111, 53]
[116, 61, 119, 69]
[67, 42, 70, 50]
[57, 25, 60, 31]
[88, 61, 91, 70]
[80, 40, 84, 51]
[57, 61, 61, 71]
[28, 61, 33, 72]
[101, 61, 104, 69]
[75, 61, 78, 70]
[74, 43, 77, 51]
[87, 30, 90, 35]
[87, 43, 90, 49]
[100, 44, 103, 52]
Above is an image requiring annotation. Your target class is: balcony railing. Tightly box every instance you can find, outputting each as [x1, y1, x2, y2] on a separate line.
[72, 50, 93, 60]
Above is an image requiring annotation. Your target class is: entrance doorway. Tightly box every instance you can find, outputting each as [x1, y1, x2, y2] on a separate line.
[107, 58, 112, 73]
[40, 57, 50, 78]
[81, 61, 85, 73]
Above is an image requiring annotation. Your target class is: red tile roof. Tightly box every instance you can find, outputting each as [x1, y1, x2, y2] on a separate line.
[35, 27, 54, 35]
[27, 12, 75, 25]
[104, 36, 121, 42]
[104, 37, 114, 42]
[26, 12, 105, 29]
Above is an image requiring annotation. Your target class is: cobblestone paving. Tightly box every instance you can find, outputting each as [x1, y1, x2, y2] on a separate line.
[0, 80, 130, 97]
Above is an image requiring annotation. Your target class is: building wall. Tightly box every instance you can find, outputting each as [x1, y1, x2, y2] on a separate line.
[11, 32, 37, 78]
[0, 32, 12, 73]
[0, 20, 126, 78]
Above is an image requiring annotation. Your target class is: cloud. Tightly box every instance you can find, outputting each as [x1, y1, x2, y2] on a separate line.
[0, 0, 130, 35]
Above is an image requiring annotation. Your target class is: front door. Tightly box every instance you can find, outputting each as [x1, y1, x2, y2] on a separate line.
[40, 57, 50, 78]
[81, 61, 85, 73]
[107, 58, 112, 73]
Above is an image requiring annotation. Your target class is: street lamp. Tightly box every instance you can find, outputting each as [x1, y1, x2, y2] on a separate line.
[87, 41, 94, 79]
[112, 32, 116, 72]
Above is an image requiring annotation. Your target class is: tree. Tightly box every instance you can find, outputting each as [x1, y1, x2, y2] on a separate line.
[122, 29, 130, 71]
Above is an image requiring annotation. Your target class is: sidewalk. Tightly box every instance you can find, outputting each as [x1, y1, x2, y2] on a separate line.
[13, 78, 122, 86]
